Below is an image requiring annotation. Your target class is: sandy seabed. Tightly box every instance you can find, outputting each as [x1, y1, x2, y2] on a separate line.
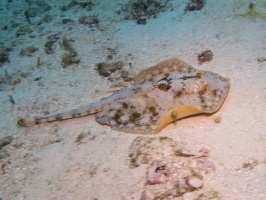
[0, 0, 266, 199]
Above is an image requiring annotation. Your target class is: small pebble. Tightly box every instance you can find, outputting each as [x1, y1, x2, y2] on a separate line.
[54, 137, 63, 143]
[198, 50, 214, 62]
[215, 116, 221, 123]
[188, 176, 203, 189]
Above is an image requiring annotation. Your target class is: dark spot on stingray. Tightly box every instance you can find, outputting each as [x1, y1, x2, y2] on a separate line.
[174, 90, 183, 98]
[114, 109, 123, 124]
[129, 112, 141, 123]
[212, 89, 217, 97]
[198, 85, 207, 95]
[157, 83, 172, 91]
[199, 94, 206, 103]
[149, 106, 159, 116]
[196, 72, 204, 78]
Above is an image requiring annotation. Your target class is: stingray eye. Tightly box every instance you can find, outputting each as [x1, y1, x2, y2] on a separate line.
[193, 80, 208, 93]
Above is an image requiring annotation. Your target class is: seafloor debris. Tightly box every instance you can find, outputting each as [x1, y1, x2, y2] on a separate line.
[0, 136, 13, 150]
[0, 136, 13, 161]
[96, 62, 123, 77]
[45, 33, 60, 54]
[60, 37, 80, 68]
[76, 132, 89, 143]
[146, 160, 169, 184]
[189, 157, 216, 174]
[129, 136, 215, 199]
[95, 61, 134, 83]
[0, 70, 22, 91]
[16, 25, 32, 37]
[20, 46, 39, 57]
[38, 14, 54, 25]
[75, 131, 96, 144]
[198, 190, 222, 200]
[61, 0, 93, 11]
[122, 0, 169, 23]
[257, 57, 266, 63]
[73, 0, 93, 9]
[136, 17, 147, 25]
[234, 0, 266, 20]
[242, 158, 259, 170]
[96, 62, 117, 77]
[62, 18, 74, 24]
[198, 50, 214, 62]
[129, 136, 176, 168]
[0, 46, 9, 65]
[79, 15, 99, 26]
[186, 0, 206, 11]
[25, 0, 51, 17]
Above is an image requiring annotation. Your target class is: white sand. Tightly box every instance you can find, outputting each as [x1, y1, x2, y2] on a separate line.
[0, 0, 266, 199]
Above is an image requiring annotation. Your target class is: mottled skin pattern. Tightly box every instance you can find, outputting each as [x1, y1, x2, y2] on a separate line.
[17, 58, 230, 134]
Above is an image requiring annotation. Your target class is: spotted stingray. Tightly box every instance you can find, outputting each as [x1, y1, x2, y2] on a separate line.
[17, 58, 230, 134]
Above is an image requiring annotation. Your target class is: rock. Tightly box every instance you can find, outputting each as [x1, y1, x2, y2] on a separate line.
[198, 50, 214, 62]
[96, 62, 123, 77]
[215, 116, 221, 123]
[190, 158, 216, 175]
[188, 176, 203, 189]
[128, 136, 209, 199]
[146, 160, 169, 184]
[129, 136, 177, 168]
[96, 63, 112, 77]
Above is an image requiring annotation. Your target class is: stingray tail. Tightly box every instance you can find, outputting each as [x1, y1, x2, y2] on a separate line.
[17, 103, 105, 127]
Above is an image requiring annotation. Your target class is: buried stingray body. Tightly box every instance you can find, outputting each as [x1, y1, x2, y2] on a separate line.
[17, 59, 230, 134]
